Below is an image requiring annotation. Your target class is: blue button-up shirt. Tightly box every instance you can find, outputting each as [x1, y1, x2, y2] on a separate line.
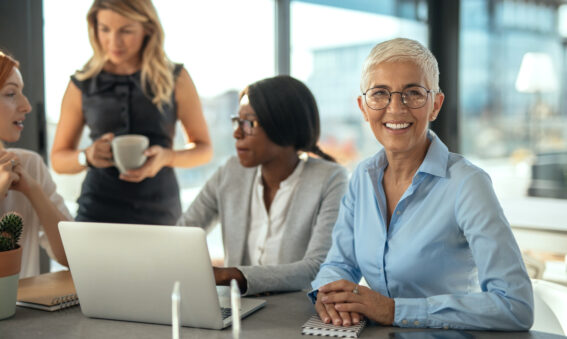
[310, 132, 533, 330]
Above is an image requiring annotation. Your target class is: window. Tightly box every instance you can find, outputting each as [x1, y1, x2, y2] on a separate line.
[459, 0, 567, 199]
[290, 0, 429, 168]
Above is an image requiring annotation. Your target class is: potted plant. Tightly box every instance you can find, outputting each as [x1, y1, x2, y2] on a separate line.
[0, 212, 23, 319]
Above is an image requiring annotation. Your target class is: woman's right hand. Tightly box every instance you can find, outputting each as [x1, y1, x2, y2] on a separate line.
[0, 154, 20, 199]
[315, 289, 362, 327]
[85, 132, 115, 168]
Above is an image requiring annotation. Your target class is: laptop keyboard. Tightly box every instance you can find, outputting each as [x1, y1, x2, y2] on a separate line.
[221, 307, 232, 319]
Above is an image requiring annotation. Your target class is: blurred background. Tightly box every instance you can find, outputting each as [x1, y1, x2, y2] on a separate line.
[0, 0, 566, 283]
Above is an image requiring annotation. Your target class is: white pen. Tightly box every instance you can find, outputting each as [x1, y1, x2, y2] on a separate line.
[171, 281, 181, 339]
[230, 279, 241, 339]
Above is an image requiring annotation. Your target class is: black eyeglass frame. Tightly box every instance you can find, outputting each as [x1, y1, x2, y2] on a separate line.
[362, 85, 434, 110]
[231, 115, 259, 135]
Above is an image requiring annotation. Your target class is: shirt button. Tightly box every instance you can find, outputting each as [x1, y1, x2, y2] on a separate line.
[414, 321, 420, 326]
[396, 211, 401, 215]
[402, 320, 408, 325]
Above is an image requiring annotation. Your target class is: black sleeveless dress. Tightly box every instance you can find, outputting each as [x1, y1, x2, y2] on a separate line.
[71, 65, 183, 225]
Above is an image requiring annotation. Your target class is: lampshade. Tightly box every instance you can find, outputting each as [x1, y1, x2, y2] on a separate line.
[515, 52, 558, 93]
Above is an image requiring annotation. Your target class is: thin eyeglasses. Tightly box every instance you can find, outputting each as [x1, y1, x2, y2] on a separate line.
[362, 85, 433, 110]
[231, 116, 259, 135]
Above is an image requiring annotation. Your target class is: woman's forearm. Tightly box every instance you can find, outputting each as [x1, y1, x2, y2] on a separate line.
[24, 183, 69, 266]
[169, 142, 212, 168]
[51, 149, 87, 174]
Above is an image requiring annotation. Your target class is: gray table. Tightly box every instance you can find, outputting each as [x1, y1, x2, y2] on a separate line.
[0, 291, 565, 339]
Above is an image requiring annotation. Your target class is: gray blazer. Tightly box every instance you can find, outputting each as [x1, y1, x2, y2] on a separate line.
[177, 156, 348, 295]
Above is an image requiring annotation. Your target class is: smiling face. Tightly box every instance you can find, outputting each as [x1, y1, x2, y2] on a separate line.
[233, 95, 289, 168]
[358, 60, 444, 159]
[0, 67, 31, 143]
[96, 9, 146, 73]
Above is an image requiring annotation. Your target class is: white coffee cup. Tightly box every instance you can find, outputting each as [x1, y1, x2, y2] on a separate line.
[111, 134, 149, 174]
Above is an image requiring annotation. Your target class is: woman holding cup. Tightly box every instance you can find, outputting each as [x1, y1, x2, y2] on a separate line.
[51, 0, 212, 225]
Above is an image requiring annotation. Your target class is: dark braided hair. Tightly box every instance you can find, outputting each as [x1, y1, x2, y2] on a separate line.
[241, 75, 335, 162]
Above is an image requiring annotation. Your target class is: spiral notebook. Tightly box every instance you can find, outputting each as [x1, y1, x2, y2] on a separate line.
[302, 314, 367, 338]
[17, 270, 79, 311]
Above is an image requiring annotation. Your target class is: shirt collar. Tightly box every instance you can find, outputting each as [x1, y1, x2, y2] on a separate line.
[255, 156, 307, 189]
[365, 130, 449, 178]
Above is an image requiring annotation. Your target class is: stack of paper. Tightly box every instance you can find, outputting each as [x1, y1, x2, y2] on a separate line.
[302, 314, 367, 338]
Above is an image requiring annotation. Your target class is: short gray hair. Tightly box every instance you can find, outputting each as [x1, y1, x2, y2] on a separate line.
[360, 38, 440, 93]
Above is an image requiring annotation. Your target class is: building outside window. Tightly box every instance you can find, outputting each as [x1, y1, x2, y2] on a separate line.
[460, 0, 567, 200]
[291, 0, 429, 168]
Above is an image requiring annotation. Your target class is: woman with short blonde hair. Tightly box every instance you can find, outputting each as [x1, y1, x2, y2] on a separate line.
[311, 38, 533, 331]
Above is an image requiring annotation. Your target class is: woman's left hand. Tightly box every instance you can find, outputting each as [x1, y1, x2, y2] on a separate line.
[11, 161, 38, 197]
[319, 279, 395, 325]
[118, 145, 174, 183]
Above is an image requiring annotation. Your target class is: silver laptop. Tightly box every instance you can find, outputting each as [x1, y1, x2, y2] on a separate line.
[58, 221, 266, 329]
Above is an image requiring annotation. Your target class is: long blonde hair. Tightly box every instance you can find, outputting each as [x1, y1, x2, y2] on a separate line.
[75, 0, 174, 110]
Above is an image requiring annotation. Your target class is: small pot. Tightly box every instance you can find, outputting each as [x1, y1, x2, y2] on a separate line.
[0, 246, 22, 320]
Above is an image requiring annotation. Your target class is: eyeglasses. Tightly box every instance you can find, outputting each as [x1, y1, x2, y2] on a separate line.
[231, 116, 259, 135]
[362, 85, 433, 110]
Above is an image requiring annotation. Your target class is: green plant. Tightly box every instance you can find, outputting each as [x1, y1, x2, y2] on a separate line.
[0, 212, 23, 252]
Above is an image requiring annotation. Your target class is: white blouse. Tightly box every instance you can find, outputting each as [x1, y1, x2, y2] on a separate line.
[0, 148, 72, 278]
[246, 158, 305, 266]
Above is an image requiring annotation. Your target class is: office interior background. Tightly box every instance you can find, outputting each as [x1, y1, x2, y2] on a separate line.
[0, 0, 566, 272]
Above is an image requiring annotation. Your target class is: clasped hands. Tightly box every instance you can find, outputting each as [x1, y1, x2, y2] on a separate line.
[85, 132, 174, 183]
[0, 150, 36, 199]
[315, 279, 395, 327]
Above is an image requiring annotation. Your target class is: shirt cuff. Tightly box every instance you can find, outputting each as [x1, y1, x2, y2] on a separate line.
[393, 297, 429, 328]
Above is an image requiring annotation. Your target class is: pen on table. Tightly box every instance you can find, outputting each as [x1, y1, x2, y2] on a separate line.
[231, 279, 241, 339]
[171, 281, 180, 339]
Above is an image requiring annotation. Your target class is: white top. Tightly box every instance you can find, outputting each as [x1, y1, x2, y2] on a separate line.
[246, 159, 305, 265]
[0, 149, 72, 278]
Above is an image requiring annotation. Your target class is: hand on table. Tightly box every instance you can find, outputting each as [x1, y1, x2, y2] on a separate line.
[213, 267, 247, 294]
[316, 279, 395, 326]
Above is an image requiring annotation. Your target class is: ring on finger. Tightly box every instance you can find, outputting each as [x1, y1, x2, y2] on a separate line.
[352, 284, 359, 295]
[10, 159, 16, 169]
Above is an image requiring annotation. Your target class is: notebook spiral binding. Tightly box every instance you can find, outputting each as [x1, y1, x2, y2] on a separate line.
[51, 293, 79, 310]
